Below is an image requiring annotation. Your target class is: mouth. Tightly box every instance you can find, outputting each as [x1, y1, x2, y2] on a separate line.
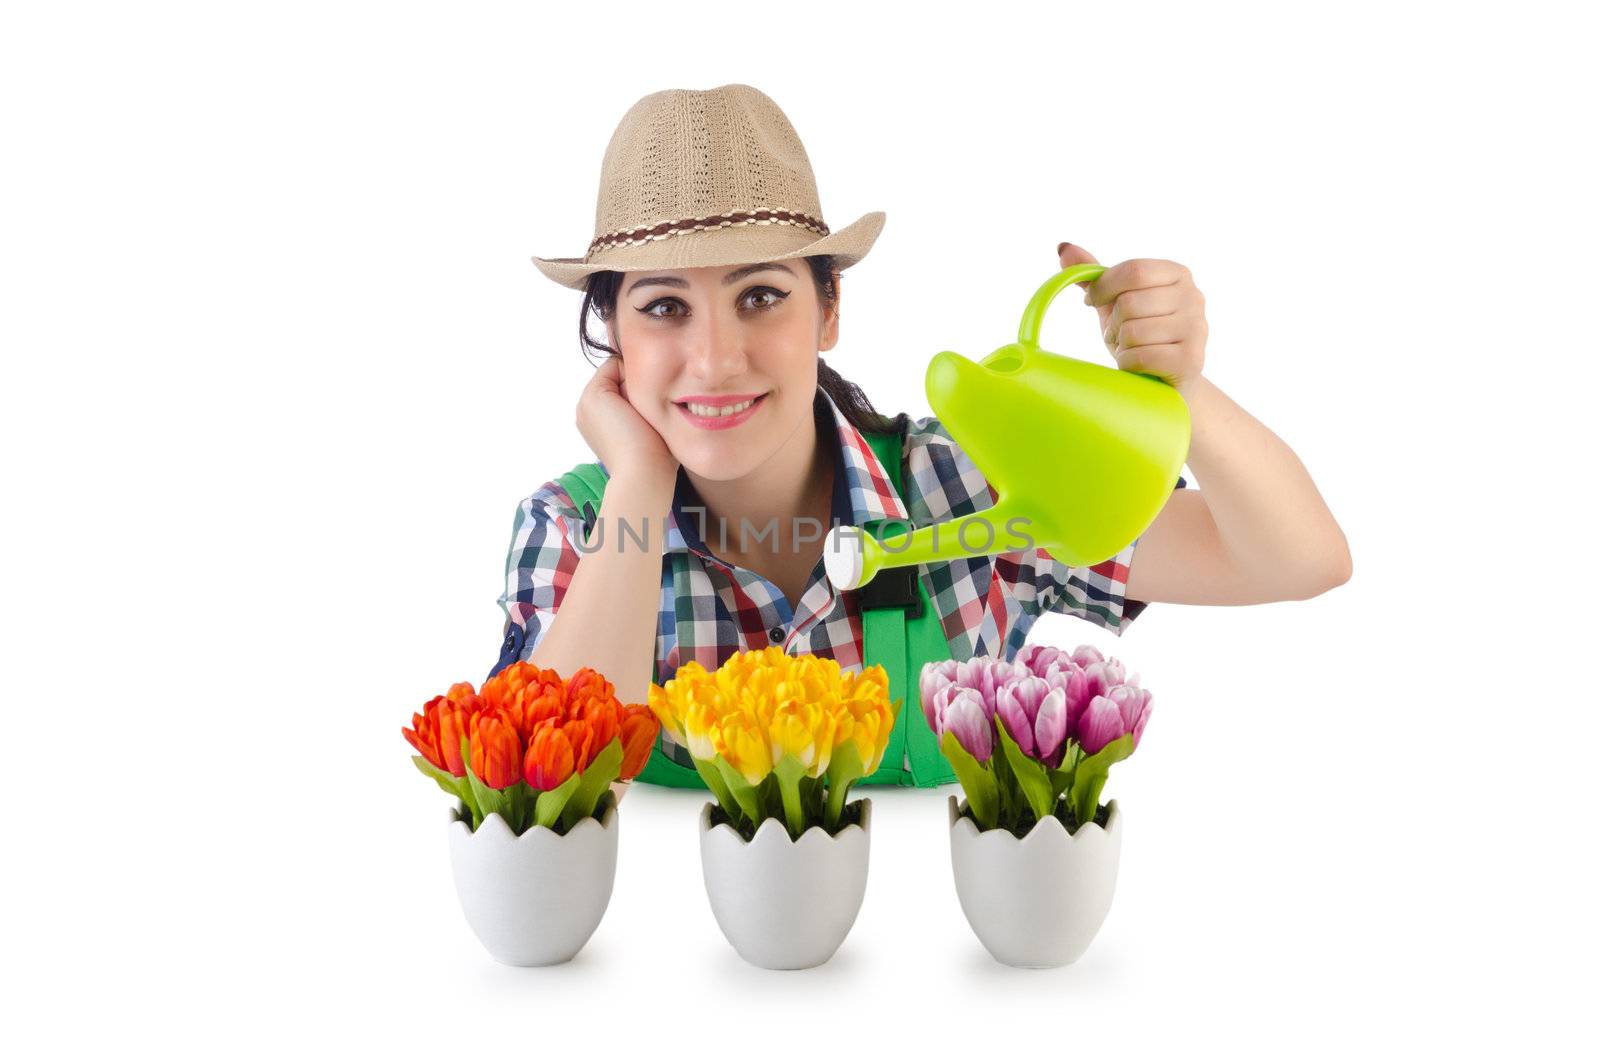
[673, 392, 768, 430]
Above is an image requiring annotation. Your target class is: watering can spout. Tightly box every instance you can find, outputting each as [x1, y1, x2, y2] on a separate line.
[824, 264, 1191, 592]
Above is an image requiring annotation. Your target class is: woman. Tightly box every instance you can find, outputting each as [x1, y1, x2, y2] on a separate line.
[495, 84, 1351, 781]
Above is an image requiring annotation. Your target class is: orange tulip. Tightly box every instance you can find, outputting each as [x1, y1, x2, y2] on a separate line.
[445, 681, 481, 712]
[568, 695, 620, 763]
[481, 661, 566, 740]
[468, 710, 523, 790]
[619, 706, 659, 780]
[565, 667, 616, 706]
[436, 699, 474, 776]
[403, 693, 479, 777]
[402, 695, 450, 772]
[563, 718, 602, 774]
[525, 721, 576, 791]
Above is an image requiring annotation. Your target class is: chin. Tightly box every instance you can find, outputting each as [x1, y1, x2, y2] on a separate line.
[676, 443, 765, 482]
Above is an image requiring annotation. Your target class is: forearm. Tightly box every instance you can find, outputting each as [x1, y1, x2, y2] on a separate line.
[1182, 376, 1352, 597]
[528, 471, 674, 705]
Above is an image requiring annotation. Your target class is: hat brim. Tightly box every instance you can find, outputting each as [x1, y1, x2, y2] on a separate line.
[531, 210, 885, 290]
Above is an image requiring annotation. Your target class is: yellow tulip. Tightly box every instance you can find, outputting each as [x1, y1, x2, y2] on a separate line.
[768, 697, 838, 776]
[645, 649, 893, 786]
[715, 709, 773, 785]
[683, 695, 723, 762]
[834, 665, 896, 774]
[646, 683, 686, 744]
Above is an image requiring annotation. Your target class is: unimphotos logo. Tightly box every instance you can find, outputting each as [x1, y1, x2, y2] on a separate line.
[573, 512, 1037, 556]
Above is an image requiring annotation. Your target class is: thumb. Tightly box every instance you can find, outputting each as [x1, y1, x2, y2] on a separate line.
[1057, 242, 1102, 297]
[1057, 241, 1100, 272]
[1058, 242, 1111, 326]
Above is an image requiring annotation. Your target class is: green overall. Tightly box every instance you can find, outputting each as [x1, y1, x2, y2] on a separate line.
[555, 423, 958, 789]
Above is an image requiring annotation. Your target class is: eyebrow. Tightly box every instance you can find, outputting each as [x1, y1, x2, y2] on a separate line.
[625, 261, 795, 295]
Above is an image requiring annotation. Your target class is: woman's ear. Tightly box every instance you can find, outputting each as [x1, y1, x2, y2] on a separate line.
[818, 268, 842, 352]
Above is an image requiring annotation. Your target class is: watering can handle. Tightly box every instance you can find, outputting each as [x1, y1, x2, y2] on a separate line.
[1017, 264, 1108, 347]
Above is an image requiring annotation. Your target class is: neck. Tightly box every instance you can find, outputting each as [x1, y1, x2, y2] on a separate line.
[684, 400, 834, 564]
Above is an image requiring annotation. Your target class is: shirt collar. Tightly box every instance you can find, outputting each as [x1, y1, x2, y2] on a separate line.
[663, 388, 909, 558]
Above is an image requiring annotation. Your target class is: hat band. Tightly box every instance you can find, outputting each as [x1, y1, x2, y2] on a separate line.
[587, 208, 829, 256]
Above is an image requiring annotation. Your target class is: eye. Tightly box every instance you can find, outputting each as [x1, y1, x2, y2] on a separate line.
[740, 285, 789, 311]
[637, 297, 686, 319]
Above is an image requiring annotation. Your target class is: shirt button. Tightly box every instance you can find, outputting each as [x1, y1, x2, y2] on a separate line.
[769, 626, 784, 643]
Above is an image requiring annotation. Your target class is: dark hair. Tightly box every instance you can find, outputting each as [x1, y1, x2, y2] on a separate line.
[577, 254, 909, 438]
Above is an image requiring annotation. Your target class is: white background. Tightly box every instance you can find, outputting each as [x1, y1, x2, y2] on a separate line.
[4, 1, 1595, 1055]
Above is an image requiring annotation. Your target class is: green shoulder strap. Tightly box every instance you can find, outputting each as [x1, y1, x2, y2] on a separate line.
[855, 427, 958, 788]
[556, 463, 704, 788]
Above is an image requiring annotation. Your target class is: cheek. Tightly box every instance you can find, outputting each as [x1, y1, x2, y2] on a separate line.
[613, 339, 672, 401]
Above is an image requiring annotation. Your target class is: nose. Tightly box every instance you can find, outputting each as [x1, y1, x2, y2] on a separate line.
[683, 305, 748, 383]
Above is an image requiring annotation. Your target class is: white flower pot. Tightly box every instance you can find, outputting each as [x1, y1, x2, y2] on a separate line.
[947, 794, 1122, 968]
[698, 799, 872, 970]
[446, 797, 618, 966]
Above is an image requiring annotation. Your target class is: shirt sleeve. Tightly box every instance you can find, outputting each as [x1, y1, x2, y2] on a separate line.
[1038, 475, 1190, 635]
[491, 480, 589, 677]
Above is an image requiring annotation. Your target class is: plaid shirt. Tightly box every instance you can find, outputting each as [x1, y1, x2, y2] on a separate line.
[497, 386, 1187, 685]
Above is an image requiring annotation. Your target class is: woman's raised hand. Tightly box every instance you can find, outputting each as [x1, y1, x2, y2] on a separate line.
[576, 355, 680, 486]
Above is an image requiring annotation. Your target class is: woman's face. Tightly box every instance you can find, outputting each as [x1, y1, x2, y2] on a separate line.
[607, 260, 840, 480]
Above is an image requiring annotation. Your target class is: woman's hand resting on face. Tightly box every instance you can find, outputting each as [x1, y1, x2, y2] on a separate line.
[576, 355, 680, 487]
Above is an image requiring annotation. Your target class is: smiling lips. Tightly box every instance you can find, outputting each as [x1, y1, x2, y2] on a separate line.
[675, 393, 768, 431]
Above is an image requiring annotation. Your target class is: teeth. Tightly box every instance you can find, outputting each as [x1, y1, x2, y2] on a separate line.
[686, 398, 756, 418]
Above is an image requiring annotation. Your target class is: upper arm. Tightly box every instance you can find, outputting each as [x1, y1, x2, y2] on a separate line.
[1121, 484, 1275, 605]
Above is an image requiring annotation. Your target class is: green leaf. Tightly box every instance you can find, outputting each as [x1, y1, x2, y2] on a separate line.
[996, 721, 1056, 823]
[412, 756, 468, 801]
[823, 741, 864, 832]
[502, 781, 524, 835]
[713, 756, 764, 826]
[941, 731, 998, 831]
[453, 736, 483, 826]
[798, 775, 824, 821]
[465, 762, 511, 833]
[772, 754, 809, 839]
[989, 736, 1016, 828]
[533, 771, 583, 831]
[1047, 743, 1084, 800]
[1070, 734, 1133, 828]
[561, 737, 625, 831]
[693, 757, 738, 822]
[758, 772, 783, 822]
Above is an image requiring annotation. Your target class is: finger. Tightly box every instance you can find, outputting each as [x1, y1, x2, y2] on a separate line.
[1111, 314, 1191, 351]
[1102, 287, 1182, 342]
[1058, 243, 1103, 297]
[1111, 341, 1186, 383]
[1058, 241, 1101, 275]
[592, 355, 625, 393]
[1084, 259, 1189, 308]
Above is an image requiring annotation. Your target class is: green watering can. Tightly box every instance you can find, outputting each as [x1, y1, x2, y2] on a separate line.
[823, 264, 1192, 591]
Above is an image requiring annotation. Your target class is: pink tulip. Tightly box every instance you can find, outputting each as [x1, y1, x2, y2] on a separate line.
[1081, 659, 1127, 702]
[1035, 687, 1069, 766]
[1078, 695, 1129, 754]
[940, 687, 993, 763]
[995, 677, 1072, 765]
[920, 659, 962, 730]
[1015, 644, 1065, 679]
[1070, 645, 1105, 668]
[995, 676, 1050, 757]
[1106, 684, 1153, 748]
[925, 682, 959, 731]
[1046, 665, 1096, 739]
[955, 658, 1017, 717]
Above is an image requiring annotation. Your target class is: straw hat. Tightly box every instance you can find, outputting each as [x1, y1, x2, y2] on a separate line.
[532, 84, 885, 290]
